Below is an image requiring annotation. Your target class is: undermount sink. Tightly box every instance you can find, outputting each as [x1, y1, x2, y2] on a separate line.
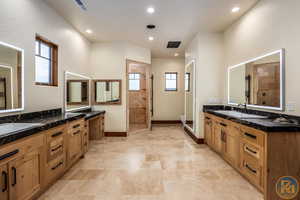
[214, 110, 268, 119]
[0, 123, 44, 136]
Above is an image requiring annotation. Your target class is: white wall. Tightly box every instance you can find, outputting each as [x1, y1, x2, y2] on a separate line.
[90, 42, 151, 132]
[151, 58, 185, 121]
[185, 32, 224, 138]
[0, 0, 91, 116]
[224, 0, 300, 115]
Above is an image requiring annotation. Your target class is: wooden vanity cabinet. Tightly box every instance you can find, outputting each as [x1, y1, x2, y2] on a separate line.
[0, 134, 44, 200]
[204, 116, 213, 147]
[89, 114, 105, 140]
[67, 119, 84, 168]
[9, 149, 42, 200]
[223, 123, 240, 168]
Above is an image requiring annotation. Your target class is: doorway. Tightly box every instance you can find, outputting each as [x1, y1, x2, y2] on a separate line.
[126, 60, 151, 133]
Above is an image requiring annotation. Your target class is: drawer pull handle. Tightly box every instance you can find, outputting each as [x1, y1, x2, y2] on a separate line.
[51, 161, 63, 170]
[245, 146, 257, 155]
[245, 164, 257, 174]
[52, 131, 63, 138]
[51, 145, 63, 152]
[0, 149, 19, 161]
[2, 171, 8, 192]
[220, 123, 227, 127]
[12, 167, 17, 186]
[245, 132, 257, 140]
[73, 130, 81, 135]
[73, 124, 80, 129]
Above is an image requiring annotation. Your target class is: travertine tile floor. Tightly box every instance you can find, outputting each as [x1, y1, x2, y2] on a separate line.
[39, 124, 263, 200]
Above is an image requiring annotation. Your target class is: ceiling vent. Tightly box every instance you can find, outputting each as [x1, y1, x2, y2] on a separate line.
[74, 0, 87, 11]
[147, 24, 156, 30]
[167, 41, 181, 48]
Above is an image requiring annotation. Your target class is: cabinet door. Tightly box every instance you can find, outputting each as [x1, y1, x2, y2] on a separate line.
[68, 130, 82, 165]
[213, 122, 222, 153]
[223, 126, 240, 167]
[0, 163, 9, 200]
[204, 118, 212, 147]
[9, 149, 41, 200]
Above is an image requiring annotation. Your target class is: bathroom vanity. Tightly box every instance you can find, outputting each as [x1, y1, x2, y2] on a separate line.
[0, 108, 105, 200]
[203, 105, 300, 200]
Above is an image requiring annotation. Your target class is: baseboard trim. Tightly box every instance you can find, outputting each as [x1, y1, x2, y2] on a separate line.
[183, 126, 204, 144]
[151, 120, 182, 124]
[104, 132, 127, 137]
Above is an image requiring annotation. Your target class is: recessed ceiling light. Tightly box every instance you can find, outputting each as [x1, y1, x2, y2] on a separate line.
[86, 29, 93, 34]
[148, 36, 154, 41]
[174, 53, 179, 57]
[231, 7, 240, 13]
[147, 7, 155, 14]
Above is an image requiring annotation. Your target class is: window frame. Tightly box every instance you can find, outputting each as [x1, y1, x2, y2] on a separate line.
[128, 73, 141, 91]
[165, 72, 178, 92]
[35, 35, 58, 86]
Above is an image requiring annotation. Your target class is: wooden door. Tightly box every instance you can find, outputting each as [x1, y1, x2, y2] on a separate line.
[9, 149, 41, 200]
[0, 163, 9, 200]
[213, 122, 222, 153]
[204, 118, 212, 147]
[68, 130, 82, 165]
[223, 126, 240, 168]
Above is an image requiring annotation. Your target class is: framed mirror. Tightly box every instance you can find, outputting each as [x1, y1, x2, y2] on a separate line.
[185, 60, 196, 132]
[0, 41, 24, 113]
[228, 49, 285, 111]
[94, 80, 122, 105]
[65, 71, 91, 112]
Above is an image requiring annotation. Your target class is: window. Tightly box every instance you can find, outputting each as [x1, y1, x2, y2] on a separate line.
[35, 35, 58, 86]
[165, 72, 177, 91]
[129, 73, 140, 91]
[185, 73, 190, 91]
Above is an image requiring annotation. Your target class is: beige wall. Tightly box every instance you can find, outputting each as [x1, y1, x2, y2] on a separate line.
[151, 58, 185, 121]
[185, 32, 224, 138]
[224, 0, 300, 115]
[0, 0, 91, 116]
[90, 42, 151, 132]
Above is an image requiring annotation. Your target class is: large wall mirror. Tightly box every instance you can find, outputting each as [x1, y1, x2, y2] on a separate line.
[185, 60, 196, 132]
[228, 49, 285, 110]
[65, 71, 91, 112]
[94, 80, 122, 105]
[0, 41, 24, 113]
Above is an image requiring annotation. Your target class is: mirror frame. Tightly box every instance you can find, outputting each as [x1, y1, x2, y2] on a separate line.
[184, 60, 196, 133]
[64, 71, 91, 112]
[93, 79, 122, 105]
[0, 41, 24, 114]
[228, 49, 285, 111]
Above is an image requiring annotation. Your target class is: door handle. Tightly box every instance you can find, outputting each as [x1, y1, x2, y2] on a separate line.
[11, 167, 17, 186]
[2, 171, 8, 192]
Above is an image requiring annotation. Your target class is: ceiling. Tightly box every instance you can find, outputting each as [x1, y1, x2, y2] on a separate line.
[45, 0, 259, 58]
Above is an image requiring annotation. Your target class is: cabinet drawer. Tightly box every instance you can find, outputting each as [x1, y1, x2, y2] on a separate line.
[68, 119, 84, 133]
[242, 141, 261, 160]
[45, 156, 66, 185]
[47, 137, 64, 162]
[0, 134, 44, 164]
[240, 126, 265, 147]
[241, 153, 262, 188]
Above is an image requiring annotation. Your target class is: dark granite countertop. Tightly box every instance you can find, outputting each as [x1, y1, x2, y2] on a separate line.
[203, 105, 300, 132]
[75, 110, 106, 120]
[0, 109, 85, 147]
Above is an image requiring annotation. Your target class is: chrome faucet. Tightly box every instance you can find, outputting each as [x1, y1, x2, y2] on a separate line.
[238, 103, 248, 113]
